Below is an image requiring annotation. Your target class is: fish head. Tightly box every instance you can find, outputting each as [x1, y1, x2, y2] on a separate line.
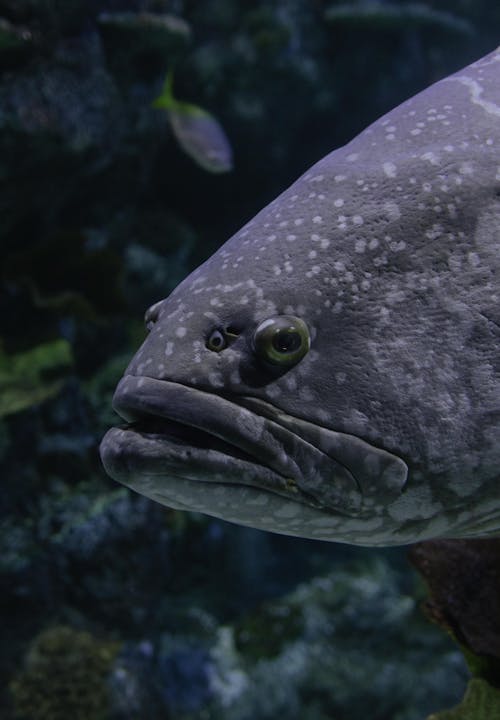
[101, 48, 500, 545]
[101, 196, 413, 544]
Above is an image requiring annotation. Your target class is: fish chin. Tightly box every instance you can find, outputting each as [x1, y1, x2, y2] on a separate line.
[99, 375, 408, 523]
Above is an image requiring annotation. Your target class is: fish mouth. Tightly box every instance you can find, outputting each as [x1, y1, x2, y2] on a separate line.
[100, 375, 407, 517]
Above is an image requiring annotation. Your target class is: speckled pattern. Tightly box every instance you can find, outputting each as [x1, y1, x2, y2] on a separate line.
[101, 48, 500, 545]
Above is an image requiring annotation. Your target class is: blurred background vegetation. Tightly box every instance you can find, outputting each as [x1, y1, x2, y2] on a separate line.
[0, 0, 498, 718]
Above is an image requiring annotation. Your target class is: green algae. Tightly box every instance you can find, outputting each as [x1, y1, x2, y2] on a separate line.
[0, 339, 72, 417]
[427, 678, 500, 720]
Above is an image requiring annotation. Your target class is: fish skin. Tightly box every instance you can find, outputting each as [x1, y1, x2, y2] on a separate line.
[101, 48, 500, 546]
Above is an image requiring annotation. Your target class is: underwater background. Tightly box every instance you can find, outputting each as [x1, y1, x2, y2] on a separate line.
[1, 1, 499, 718]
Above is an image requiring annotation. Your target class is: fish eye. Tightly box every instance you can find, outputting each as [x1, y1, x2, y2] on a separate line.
[206, 328, 227, 352]
[253, 315, 310, 367]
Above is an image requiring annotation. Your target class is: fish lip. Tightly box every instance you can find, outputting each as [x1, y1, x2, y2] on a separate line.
[111, 376, 302, 480]
[104, 374, 364, 514]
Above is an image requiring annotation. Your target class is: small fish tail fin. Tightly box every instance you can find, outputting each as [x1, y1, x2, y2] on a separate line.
[152, 69, 176, 110]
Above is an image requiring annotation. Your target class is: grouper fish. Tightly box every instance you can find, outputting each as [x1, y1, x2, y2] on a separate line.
[100, 48, 500, 546]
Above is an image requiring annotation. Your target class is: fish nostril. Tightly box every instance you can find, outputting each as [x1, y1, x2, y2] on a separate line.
[144, 301, 162, 331]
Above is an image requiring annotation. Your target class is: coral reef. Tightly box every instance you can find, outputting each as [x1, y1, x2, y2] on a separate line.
[99, 558, 468, 719]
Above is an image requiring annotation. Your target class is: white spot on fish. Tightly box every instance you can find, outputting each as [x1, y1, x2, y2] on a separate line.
[459, 161, 475, 176]
[384, 201, 401, 221]
[450, 75, 500, 117]
[468, 252, 481, 267]
[425, 224, 443, 240]
[383, 162, 397, 177]
[421, 151, 440, 165]
[306, 265, 321, 278]
[208, 372, 224, 388]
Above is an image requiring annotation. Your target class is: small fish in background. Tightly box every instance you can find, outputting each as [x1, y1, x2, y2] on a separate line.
[152, 71, 233, 174]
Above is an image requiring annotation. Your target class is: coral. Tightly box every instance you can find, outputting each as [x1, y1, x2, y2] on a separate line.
[10, 626, 119, 720]
[205, 560, 467, 720]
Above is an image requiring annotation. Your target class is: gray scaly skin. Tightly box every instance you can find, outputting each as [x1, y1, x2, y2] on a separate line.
[101, 48, 500, 546]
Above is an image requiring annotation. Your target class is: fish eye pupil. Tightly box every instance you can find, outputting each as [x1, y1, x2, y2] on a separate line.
[272, 330, 301, 354]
